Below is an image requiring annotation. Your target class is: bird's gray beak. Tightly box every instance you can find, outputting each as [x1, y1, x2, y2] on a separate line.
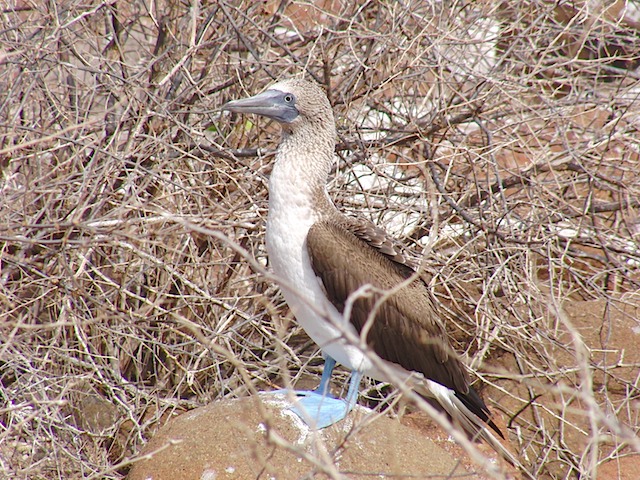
[221, 89, 299, 123]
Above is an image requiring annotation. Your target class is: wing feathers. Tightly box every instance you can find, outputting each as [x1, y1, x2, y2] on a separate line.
[307, 217, 507, 443]
[342, 216, 418, 268]
[306, 219, 469, 394]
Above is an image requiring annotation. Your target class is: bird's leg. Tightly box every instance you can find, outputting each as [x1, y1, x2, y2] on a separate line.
[344, 369, 363, 411]
[315, 355, 336, 397]
[269, 355, 336, 397]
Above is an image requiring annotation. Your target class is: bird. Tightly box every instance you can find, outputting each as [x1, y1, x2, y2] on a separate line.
[221, 78, 526, 474]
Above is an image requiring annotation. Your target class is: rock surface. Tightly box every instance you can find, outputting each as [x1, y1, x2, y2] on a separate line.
[127, 393, 482, 479]
[597, 455, 640, 480]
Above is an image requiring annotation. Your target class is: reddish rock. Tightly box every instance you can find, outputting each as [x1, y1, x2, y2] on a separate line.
[598, 455, 640, 480]
[127, 394, 482, 479]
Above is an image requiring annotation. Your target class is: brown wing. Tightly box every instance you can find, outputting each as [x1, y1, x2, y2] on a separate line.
[306, 219, 470, 395]
[342, 215, 419, 269]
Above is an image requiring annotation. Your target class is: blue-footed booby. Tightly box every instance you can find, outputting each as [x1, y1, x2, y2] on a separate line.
[222, 78, 525, 473]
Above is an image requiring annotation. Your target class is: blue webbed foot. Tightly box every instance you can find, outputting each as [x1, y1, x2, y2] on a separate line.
[269, 356, 363, 429]
[288, 389, 349, 429]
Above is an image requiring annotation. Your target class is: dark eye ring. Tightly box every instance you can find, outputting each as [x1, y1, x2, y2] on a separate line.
[284, 94, 293, 103]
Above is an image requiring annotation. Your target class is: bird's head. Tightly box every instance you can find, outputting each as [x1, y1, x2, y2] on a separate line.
[221, 78, 334, 134]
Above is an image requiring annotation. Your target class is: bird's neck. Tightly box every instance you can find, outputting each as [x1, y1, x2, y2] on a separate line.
[270, 123, 336, 212]
[266, 122, 337, 273]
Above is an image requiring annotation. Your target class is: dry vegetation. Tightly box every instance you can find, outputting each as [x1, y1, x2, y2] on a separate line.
[1, 1, 640, 478]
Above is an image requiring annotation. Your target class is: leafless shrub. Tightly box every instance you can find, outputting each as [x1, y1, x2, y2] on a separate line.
[1, 1, 639, 478]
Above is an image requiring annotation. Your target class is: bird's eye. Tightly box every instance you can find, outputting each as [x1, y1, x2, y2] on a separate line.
[284, 94, 294, 103]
